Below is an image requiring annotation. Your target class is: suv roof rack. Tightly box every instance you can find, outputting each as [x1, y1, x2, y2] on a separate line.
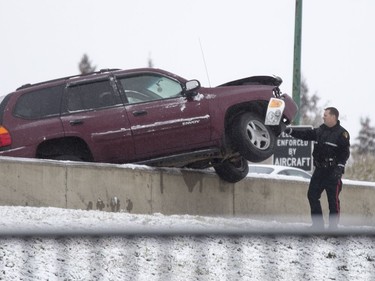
[16, 68, 121, 91]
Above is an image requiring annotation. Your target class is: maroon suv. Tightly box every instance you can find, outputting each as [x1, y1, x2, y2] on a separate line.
[0, 68, 297, 182]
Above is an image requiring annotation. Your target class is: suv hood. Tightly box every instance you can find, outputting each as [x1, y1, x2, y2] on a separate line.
[218, 75, 282, 87]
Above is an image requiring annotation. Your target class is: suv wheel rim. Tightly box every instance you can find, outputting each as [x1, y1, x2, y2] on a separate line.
[246, 120, 271, 150]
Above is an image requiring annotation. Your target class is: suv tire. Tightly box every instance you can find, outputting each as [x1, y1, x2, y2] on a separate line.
[231, 112, 276, 162]
[214, 156, 249, 183]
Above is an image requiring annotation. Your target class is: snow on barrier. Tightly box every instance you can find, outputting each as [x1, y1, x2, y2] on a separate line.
[0, 156, 374, 226]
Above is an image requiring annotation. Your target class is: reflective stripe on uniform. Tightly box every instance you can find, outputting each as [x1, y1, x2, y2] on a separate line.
[325, 142, 338, 147]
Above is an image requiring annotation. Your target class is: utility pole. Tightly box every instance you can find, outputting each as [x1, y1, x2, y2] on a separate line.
[292, 0, 303, 125]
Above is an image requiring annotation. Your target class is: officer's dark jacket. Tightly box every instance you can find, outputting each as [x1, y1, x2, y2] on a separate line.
[290, 121, 350, 167]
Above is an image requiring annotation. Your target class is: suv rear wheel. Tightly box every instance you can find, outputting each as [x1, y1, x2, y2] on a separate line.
[37, 138, 92, 162]
[231, 112, 276, 162]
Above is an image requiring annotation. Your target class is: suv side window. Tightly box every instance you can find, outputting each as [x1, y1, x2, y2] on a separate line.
[67, 80, 122, 112]
[118, 75, 183, 104]
[13, 85, 64, 119]
[66, 80, 121, 112]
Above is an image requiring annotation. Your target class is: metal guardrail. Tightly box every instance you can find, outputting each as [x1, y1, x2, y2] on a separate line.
[1, 227, 375, 237]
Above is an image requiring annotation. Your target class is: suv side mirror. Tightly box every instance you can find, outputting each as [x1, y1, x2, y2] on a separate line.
[184, 80, 200, 97]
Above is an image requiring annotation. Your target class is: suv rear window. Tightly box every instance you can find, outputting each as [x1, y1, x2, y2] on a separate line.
[0, 94, 11, 124]
[13, 85, 64, 119]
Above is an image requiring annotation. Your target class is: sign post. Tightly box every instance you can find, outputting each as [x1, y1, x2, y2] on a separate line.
[292, 0, 303, 125]
[273, 126, 313, 172]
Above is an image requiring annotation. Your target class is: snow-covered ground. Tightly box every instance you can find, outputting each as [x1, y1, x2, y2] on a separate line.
[0, 206, 374, 280]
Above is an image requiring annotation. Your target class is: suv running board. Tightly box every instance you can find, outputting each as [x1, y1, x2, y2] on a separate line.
[135, 148, 221, 168]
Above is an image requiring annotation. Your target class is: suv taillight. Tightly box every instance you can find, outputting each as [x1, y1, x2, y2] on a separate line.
[0, 126, 11, 147]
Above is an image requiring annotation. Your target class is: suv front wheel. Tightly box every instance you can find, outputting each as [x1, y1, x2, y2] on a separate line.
[214, 156, 249, 183]
[231, 112, 276, 162]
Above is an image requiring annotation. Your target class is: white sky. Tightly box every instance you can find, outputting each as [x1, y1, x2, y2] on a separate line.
[1, 0, 374, 140]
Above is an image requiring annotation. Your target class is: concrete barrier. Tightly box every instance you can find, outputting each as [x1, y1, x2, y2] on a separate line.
[0, 156, 374, 226]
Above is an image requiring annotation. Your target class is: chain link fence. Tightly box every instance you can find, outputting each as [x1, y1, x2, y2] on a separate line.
[1, 228, 374, 280]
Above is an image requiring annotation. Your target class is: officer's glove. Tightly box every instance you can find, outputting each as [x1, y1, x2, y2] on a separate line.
[334, 165, 345, 179]
[284, 127, 293, 135]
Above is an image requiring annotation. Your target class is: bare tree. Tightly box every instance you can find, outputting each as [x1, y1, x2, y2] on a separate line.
[354, 117, 375, 155]
[79, 54, 97, 74]
[345, 117, 375, 181]
[148, 53, 154, 68]
[299, 76, 325, 127]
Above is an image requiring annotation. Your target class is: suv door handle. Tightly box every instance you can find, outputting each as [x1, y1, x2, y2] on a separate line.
[132, 110, 147, 117]
[69, 119, 84, 126]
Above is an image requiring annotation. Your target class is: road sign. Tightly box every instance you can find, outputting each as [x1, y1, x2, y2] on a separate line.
[273, 125, 313, 172]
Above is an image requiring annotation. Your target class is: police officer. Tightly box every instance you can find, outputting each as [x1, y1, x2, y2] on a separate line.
[284, 107, 350, 230]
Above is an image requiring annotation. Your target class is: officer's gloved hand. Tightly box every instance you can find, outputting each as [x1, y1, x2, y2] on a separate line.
[284, 127, 293, 135]
[334, 165, 345, 179]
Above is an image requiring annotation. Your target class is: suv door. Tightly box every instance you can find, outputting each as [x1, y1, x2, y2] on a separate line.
[60, 77, 134, 163]
[117, 74, 211, 158]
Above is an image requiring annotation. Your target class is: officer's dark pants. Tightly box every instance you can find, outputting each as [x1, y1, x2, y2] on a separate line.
[307, 167, 343, 229]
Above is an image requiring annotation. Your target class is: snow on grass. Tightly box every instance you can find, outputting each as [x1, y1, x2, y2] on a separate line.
[0, 206, 374, 280]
